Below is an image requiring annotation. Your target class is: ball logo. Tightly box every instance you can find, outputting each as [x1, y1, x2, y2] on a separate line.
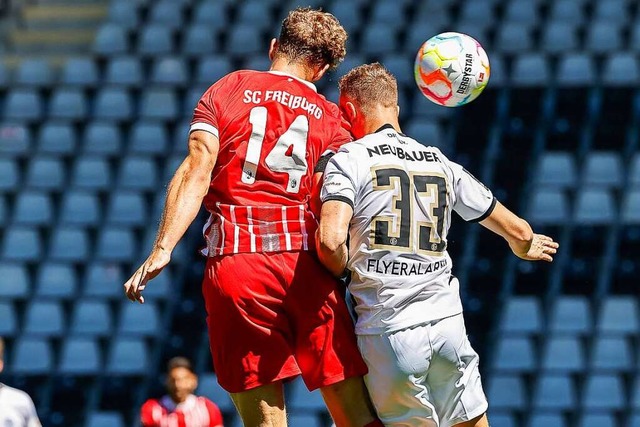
[478, 72, 485, 83]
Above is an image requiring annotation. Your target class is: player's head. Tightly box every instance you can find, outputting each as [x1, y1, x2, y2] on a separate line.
[269, 7, 347, 82]
[0, 337, 4, 373]
[338, 63, 399, 139]
[165, 357, 198, 403]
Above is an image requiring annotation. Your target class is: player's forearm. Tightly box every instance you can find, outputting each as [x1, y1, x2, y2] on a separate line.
[480, 202, 533, 256]
[317, 200, 353, 276]
[317, 234, 348, 277]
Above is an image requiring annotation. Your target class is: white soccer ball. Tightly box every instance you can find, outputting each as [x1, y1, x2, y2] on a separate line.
[414, 32, 490, 107]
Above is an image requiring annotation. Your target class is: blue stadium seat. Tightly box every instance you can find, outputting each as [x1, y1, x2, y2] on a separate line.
[537, 152, 577, 188]
[140, 88, 178, 119]
[528, 189, 569, 225]
[93, 25, 129, 56]
[59, 338, 101, 375]
[591, 336, 632, 372]
[556, 53, 596, 87]
[0, 195, 6, 226]
[118, 302, 160, 337]
[142, 267, 171, 300]
[237, 1, 272, 30]
[597, 297, 639, 335]
[582, 151, 623, 188]
[38, 122, 76, 155]
[59, 190, 100, 226]
[585, 22, 623, 55]
[287, 413, 322, 427]
[0, 62, 10, 88]
[381, 53, 414, 89]
[61, 57, 99, 87]
[549, 296, 592, 335]
[622, 190, 640, 224]
[138, 25, 174, 56]
[71, 300, 113, 336]
[327, 1, 362, 34]
[411, 93, 455, 120]
[49, 227, 90, 262]
[85, 411, 125, 427]
[107, 337, 147, 375]
[0, 122, 31, 156]
[529, 413, 567, 427]
[11, 337, 53, 374]
[333, 53, 366, 81]
[533, 374, 576, 410]
[287, 376, 325, 411]
[151, 57, 188, 87]
[495, 24, 532, 54]
[49, 88, 87, 120]
[130, 121, 168, 155]
[499, 297, 542, 335]
[15, 58, 54, 87]
[196, 374, 236, 413]
[94, 87, 133, 121]
[574, 189, 615, 225]
[405, 120, 444, 150]
[0, 262, 30, 299]
[486, 374, 525, 409]
[84, 262, 123, 299]
[603, 53, 639, 86]
[107, 0, 139, 29]
[582, 374, 624, 410]
[105, 56, 143, 87]
[192, 0, 229, 30]
[24, 300, 65, 337]
[578, 413, 616, 427]
[226, 25, 262, 57]
[181, 25, 218, 57]
[360, 24, 397, 56]
[25, 157, 64, 190]
[504, 0, 539, 24]
[242, 56, 271, 72]
[148, 0, 185, 30]
[96, 227, 135, 261]
[541, 337, 585, 372]
[5, 89, 43, 122]
[487, 412, 516, 427]
[593, 0, 629, 22]
[195, 56, 232, 85]
[370, 0, 406, 26]
[458, 2, 495, 27]
[631, 377, 640, 409]
[172, 120, 190, 153]
[71, 157, 112, 190]
[184, 87, 207, 116]
[13, 191, 52, 226]
[1, 227, 42, 262]
[106, 191, 147, 226]
[549, 0, 586, 25]
[0, 159, 19, 189]
[0, 302, 18, 336]
[84, 122, 122, 156]
[511, 54, 550, 87]
[117, 157, 158, 190]
[35, 262, 76, 299]
[540, 23, 579, 55]
[493, 337, 535, 372]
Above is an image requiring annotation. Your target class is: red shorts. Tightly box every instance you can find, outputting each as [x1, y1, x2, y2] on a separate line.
[202, 251, 368, 393]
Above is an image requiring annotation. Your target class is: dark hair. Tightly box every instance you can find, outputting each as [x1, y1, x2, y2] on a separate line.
[167, 357, 194, 373]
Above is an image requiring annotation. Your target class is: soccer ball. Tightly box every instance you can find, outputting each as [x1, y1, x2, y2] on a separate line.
[414, 32, 490, 107]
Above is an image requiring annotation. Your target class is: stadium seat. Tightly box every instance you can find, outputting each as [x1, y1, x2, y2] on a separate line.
[528, 189, 569, 225]
[11, 337, 53, 374]
[328, 1, 363, 34]
[197, 374, 236, 413]
[0, 62, 10, 88]
[192, 0, 229, 30]
[96, 227, 135, 261]
[528, 413, 567, 427]
[24, 300, 65, 337]
[150, 57, 188, 87]
[287, 376, 325, 411]
[184, 87, 207, 116]
[556, 53, 596, 87]
[582, 151, 623, 188]
[382, 53, 414, 89]
[148, 0, 185, 30]
[181, 25, 218, 57]
[106, 191, 147, 226]
[578, 413, 616, 427]
[25, 157, 65, 190]
[141, 267, 171, 300]
[585, 22, 623, 55]
[71, 300, 113, 336]
[49, 88, 87, 120]
[129, 121, 168, 155]
[0, 122, 31, 156]
[71, 157, 112, 190]
[105, 56, 143, 87]
[196, 57, 232, 85]
[93, 24, 129, 56]
[287, 413, 322, 427]
[494, 24, 532, 54]
[493, 337, 535, 372]
[582, 374, 625, 409]
[622, 190, 640, 224]
[630, 154, 640, 187]
[106, 337, 147, 375]
[5, 89, 43, 122]
[361, 24, 397, 56]
[172, 120, 190, 152]
[37, 122, 76, 155]
[533, 374, 576, 410]
[59, 191, 101, 226]
[504, 0, 539, 24]
[593, 0, 629, 22]
[548, 0, 586, 25]
[34, 262, 77, 299]
[370, 0, 406, 26]
[511, 54, 550, 87]
[117, 157, 158, 190]
[499, 297, 543, 335]
[137, 25, 174, 56]
[603, 53, 639, 86]
[94, 87, 133, 121]
[236, 0, 273, 30]
[458, 2, 495, 27]
[59, 338, 101, 375]
[49, 227, 90, 262]
[487, 412, 516, 427]
[61, 57, 99, 87]
[107, 0, 139, 29]
[242, 56, 271, 72]
[1, 227, 42, 262]
[540, 23, 579, 55]
[405, 22, 446, 56]
[0, 302, 18, 336]
[83, 122, 122, 156]
[536, 152, 577, 188]
[591, 336, 632, 372]
[0, 195, 6, 226]
[84, 262, 123, 299]
[15, 58, 54, 87]
[140, 88, 178, 119]
[549, 296, 592, 335]
[0, 158, 19, 191]
[574, 189, 615, 225]
[117, 302, 160, 337]
[85, 411, 125, 427]
[597, 297, 639, 335]
[486, 374, 525, 409]
[405, 120, 445, 150]
[226, 25, 262, 57]
[0, 262, 30, 299]
[541, 336, 585, 372]
[13, 191, 53, 225]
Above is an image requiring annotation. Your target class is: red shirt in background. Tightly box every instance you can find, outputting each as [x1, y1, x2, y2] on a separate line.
[140, 395, 223, 427]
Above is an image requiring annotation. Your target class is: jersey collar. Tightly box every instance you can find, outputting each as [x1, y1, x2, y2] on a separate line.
[375, 123, 407, 137]
[268, 70, 318, 92]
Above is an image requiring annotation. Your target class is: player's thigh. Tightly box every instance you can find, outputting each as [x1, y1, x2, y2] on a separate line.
[230, 381, 287, 427]
[202, 253, 299, 393]
[286, 252, 368, 390]
[428, 315, 488, 426]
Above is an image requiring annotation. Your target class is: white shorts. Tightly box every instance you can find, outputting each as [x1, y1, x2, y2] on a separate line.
[358, 314, 488, 427]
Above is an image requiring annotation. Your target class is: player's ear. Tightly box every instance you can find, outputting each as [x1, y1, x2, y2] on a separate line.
[345, 101, 358, 122]
[397, 104, 401, 118]
[312, 63, 330, 81]
[0, 359, 4, 374]
[268, 38, 278, 61]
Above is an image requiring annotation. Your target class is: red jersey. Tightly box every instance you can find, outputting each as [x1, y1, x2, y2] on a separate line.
[140, 395, 223, 427]
[190, 70, 351, 256]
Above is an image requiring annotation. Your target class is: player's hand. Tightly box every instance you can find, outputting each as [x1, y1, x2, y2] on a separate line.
[514, 234, 559, 262]
[123, 248, 171, 303]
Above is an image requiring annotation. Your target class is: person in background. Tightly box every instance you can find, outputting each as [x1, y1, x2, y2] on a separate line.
[141, 357, 224, 427]
[0, 337, 42, 427]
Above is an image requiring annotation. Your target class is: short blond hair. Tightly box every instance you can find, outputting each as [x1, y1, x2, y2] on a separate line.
[275, 8, 347, 71]
[339, 63, 398, 112]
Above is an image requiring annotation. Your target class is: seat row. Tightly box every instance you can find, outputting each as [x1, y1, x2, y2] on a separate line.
[489, 409, 640, 427]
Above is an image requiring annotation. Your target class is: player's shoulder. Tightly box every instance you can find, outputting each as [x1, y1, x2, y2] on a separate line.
[140, 397, 162, 410]
[0, 384, 34, 405]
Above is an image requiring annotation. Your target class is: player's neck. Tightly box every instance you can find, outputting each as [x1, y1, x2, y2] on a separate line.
[270, 58, 316, 82]
[364, 110, 402, 137]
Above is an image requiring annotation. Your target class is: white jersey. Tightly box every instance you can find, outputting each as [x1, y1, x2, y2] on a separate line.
[0, 383, 41, 427]
[321, 124, 495, 335]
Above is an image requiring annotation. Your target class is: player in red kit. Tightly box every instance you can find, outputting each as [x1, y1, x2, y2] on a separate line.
[141, 357, 223, 427]
[124, 8, 381, 427]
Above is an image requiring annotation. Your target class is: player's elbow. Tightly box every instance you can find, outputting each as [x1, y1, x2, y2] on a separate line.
[318, 227, 347, 254]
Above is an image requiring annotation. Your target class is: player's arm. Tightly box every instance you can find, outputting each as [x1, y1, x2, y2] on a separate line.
[480, 201, 559, 262]
[317, 200, 353, 277]
[124, 130, 219, 303]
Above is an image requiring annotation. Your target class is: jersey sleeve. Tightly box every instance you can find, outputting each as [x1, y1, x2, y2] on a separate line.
[25, 395, 41, 427]
[190, 74, 238, 138]
[140, 400, 159, 427]
[204, 399, 224, 427]
[320, 147, 359, 209]
[445, 157, 496, 222]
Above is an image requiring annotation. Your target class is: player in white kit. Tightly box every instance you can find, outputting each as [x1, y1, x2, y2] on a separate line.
[0, 338, 42, 427]
[316, 63, 559, 427]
